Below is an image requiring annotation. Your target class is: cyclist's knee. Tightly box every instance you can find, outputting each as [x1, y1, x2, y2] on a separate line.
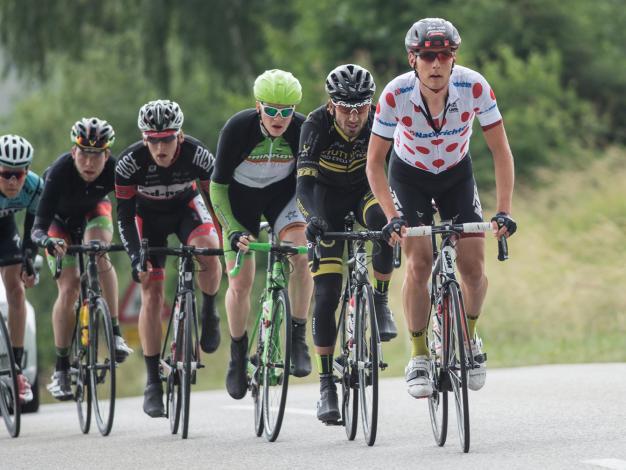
[405, 257, 431, 285]
[459, 263, 486, 289]
[291, 253, 310, 274]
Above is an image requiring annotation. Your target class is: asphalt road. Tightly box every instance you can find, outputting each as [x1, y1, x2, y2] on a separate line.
[3, 363, 626, 470]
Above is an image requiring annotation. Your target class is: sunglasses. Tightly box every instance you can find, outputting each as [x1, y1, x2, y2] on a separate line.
[75, 136, 110, 150]
[333, 102, 371, 115]
[260, 103, 295, 119]
[0, 169, 27, 180]
[146, 133, 178, 144]
[416, 50, 455, 63]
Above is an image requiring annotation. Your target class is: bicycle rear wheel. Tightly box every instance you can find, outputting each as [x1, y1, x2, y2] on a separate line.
[262, 288, 291, 442]
[448, 283, 470, 452]
[428, 298, 448, 447]
[90, 297, 116, 436]
[180, 292, 194, 439]
[0, 315, 20, 437]
[357, 284, 378, 446]
[338, 294, 357, 441]
[71, 307, 92, 434]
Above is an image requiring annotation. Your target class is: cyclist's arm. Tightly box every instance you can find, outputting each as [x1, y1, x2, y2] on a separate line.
[30, 168, 60, 246]
[22, 173, 42, 258]
[209, 116, 249, 238]
[295, 120, 323, 220]
[482, 122, 514, 215]
[115, 160, 141, 264]
[366, 133, 398, 221]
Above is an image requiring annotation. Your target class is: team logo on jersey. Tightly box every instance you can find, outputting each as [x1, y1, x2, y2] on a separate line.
[286, 210, 298, 221]
[148, 165, 157, 173]
[473, 184, 483, 217]
[448, 102, 459, 113]
[390, 189, 404, 216]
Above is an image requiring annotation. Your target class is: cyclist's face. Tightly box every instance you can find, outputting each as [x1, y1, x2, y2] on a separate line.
[412, 48, 455, 91]
[256, 101, 294, 138]
[331, 102, 370, 139]
[144, 132, 183, 167]
[0, 165, 28, 197]
[71, 147, 109, 182]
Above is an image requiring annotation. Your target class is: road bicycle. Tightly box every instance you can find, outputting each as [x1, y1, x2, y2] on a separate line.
[230, 223, 307, 442]
[140, 240, 223, 439]
[311, 213, 400, 447]
[54, 239, 125, 436]
[405, 221, 508, 453]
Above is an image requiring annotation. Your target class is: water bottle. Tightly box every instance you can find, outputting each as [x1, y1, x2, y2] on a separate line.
[347, 295, 356, 341]
[80, 302, 89, 346]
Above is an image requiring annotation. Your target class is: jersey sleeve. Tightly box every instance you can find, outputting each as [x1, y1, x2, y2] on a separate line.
[211, 116, 245, 185]
[26, 173, 43, 216]
[295, 118, 324, 220]
[372, 81, 399, 140]
[31, 166, 61, 245]
[471, 72, 502, 130]
[190, 140, 214, 194]
[115, 153, 140, 263]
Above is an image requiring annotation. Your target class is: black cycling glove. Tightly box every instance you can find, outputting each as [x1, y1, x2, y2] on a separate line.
[305, 216, 328, 243]
[382, 217, 407, 243]
[491, 212, 517, 237]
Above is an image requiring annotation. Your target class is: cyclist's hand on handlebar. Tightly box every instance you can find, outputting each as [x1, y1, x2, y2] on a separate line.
[132, 258, 152, 283]
[305, 216, 328, 243]
[490, 212, 517, 239]
[229, 231, 253, 253]
[382, 216, 407, 245]
[20, 269, 37, 288]
[44, 237, 66, 257]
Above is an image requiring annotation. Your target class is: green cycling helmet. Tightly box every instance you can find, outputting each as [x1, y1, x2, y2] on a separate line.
[253, 69, 302, 106]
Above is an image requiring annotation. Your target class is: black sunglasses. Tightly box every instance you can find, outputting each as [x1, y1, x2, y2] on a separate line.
[416, 50, 455, 62]
[0, 169, 27, 180]
[146, 134, 178, 144]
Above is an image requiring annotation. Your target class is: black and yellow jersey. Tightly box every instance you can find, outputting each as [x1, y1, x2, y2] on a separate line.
[296, 105, 374, 219]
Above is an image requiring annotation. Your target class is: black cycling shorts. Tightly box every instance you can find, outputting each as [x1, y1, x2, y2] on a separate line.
[0, 215, 23, 267]
[388, 151, 484, 237]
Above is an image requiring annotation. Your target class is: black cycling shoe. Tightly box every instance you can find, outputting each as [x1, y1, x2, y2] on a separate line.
[316, 376, 340, 423]
[226, 333, 248, 400]
[374, 290, 398, 342]
[143, 382, 164, 417]
[290, 319, 311, 377]
[200, 307, 221, 354]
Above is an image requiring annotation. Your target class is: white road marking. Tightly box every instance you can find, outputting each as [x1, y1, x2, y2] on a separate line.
[583, 459, 626, 469]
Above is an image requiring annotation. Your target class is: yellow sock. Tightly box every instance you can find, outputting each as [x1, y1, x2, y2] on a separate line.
[410, 328, 429, 357]
[468, 316, 479, 339]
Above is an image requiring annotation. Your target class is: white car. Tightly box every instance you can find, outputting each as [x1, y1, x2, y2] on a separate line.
[0, 272, 39, 413]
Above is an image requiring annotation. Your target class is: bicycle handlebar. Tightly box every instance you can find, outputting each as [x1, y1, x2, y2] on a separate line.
[53, 241, 126, 280]
[139, 238, 224, 272]
[404, 222, 509, 261]
[309, 230, 388, 274]
[229, 241, 307, 277]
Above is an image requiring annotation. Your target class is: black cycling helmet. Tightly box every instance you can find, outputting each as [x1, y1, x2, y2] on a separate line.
[325, 64, 376, 105]
[405, 18, 461, 52]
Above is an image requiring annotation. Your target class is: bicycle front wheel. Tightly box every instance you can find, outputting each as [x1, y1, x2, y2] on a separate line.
[180, 292, 194, 439]
[356, 284, 378, 446]
[0, 315, 20, 437]
[71, 308, 91, 434]
[262, 288, 291, 442]
[251, 307, 264, 437]
[448, 283, 470, 453]
[90, 297, 116, 436]
[428, 300, 448, 447]
[338, 293, 357, 441]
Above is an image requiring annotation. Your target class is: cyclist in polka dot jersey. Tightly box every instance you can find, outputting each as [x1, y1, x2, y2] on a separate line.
[367, 18, 517, 398]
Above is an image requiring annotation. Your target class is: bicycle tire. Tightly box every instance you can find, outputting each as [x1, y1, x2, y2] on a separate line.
[71, 307, 91, 434]
[252, 305, 264, 437]
[338, 294, 357, 441]
[357, 284, 378, 446]
[428, 298, 448, 447]
[166, 299, 182, 435]
[448, 283, 471, 452]
[180, 292, 194, 439]
[90, 297, 116, 436]
[262, 288, 291, 442]
[0, 314, 20, 437]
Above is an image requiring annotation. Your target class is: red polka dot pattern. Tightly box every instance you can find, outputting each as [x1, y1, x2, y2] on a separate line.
[460, 141, 468, 154]
[460, 126, 470, 137]
[402, 116, 412, 127]
[461, 112, 470, 122]
[413, 104, 421, 113]
[386, 93, 396, 108]
[446, 143, 458, 152]
[472, 83, 483, 99]
[403, 131, 414, 141]
[376, 103, 381, 114]
[415, 161, 429, 171]
[490, 88, 496, 100]
[433, 159, 445, 168]
[403, 144, 415, 155]
[416, 146, 430, 154]
[431, 139, 443, 145]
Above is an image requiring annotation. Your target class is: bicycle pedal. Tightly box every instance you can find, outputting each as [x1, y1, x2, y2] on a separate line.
[380, 361, 388, 370]
[324, 420, 343, 426]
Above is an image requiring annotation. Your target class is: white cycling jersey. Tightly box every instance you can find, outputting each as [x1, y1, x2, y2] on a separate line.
[372, 65, 502, 174]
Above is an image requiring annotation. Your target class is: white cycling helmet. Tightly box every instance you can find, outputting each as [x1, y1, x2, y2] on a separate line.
[137, 99, 184, 132]
[0, 134, 34, 168]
